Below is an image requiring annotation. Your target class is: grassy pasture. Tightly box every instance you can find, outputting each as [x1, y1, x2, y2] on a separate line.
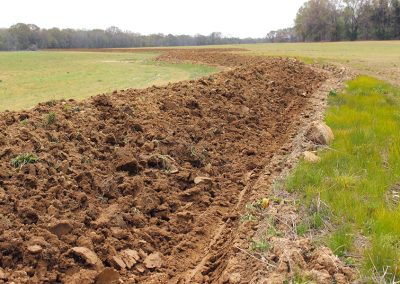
[0, 51, 217, 111]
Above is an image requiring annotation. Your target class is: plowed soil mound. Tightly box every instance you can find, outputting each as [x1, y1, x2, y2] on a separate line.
[157, 49, 259, 67]
[0, 52, 327, 283]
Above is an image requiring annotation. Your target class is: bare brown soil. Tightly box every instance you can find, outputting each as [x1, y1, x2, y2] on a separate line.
[0, 50, 352, 283]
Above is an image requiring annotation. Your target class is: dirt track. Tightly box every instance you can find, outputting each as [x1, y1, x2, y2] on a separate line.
[0, 50, 351, 283]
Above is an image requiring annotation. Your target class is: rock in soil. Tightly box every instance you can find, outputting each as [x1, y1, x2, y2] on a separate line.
[69, 247, 103, 271]
[95, 268, 120, 284]
[303, 151, 321, 163]
[306, 121, 334, 145]
[144, 252, 163, 269]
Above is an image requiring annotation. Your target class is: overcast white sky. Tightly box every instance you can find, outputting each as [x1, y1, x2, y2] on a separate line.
[1, 0, 307, 38]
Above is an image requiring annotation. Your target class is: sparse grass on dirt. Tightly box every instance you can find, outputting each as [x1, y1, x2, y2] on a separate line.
[45, 112, 56, 125]
[286, 76, 400, 281]
[0, 51, 217, 111]
[11, 153, 39, 168]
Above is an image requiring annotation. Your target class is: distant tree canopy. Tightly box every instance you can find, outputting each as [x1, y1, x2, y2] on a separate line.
[0, 24, 269, 51]
[1, 2, 398, 51]
[294, 0, 400, 41]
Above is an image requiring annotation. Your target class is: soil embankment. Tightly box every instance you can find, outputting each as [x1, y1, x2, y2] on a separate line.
[0, 50, 350, 283]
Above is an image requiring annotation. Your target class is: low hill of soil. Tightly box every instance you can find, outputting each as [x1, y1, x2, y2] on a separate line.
[0, 51, 347, 283]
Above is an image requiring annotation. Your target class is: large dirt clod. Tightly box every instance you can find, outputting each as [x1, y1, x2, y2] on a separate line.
[69, 247, 104, 271]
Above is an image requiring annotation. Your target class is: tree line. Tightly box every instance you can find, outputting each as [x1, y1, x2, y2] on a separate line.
[293, 0, 400, 41]
[2, 1, 398, 51]
[0, 24, 268, 51]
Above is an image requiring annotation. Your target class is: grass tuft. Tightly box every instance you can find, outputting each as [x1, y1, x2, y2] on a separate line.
[251, 238, 270, 252]
[11, 153, 39, 168]
[46, 112, 56, 125]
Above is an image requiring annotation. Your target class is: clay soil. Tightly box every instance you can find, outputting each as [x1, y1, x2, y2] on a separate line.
[0, 50, 346, 283]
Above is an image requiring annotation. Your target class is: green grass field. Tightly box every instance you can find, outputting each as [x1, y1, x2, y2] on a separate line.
[0, 51, 217, 111]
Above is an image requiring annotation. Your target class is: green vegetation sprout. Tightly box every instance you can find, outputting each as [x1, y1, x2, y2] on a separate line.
[251, 239, 270, 252]
[46, 112, 56, 125]
[11, 153, 39, 168]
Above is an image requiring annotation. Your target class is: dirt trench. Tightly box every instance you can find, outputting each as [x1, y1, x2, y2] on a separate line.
[0, 50, 343, 283]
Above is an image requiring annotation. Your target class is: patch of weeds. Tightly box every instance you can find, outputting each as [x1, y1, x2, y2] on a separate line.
[310, 212, 324, 229]
[329, 89, 338, 97]
[20, 119, 28, 125]
[289, 270, 316, 284]
[45, 112, 57, 126]
[366, 234, 400, 281]
[11, 153, 39, 168]
[63, 104, 72, 111]
[328, 225, 354, 258]
[246, 198, 271, 211]
[251, 238, 270, 252]
[266, 216, 282, 237]
[278, 178, 295, 194]
[329, 171, 360, 191]
[344, 256, 356, 266]
[240, 213, 257, 222]
[71, 106, 81, 112]
[189, 146, 208, 168]
[296, 222, 309, 236]
[245, 199, 262, 211]
[44, 100, 57, 107]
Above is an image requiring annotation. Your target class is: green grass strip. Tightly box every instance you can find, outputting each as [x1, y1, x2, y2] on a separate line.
[286, 75, 400, 281]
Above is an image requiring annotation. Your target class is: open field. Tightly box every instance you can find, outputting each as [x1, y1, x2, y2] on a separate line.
[1, 44, 400, 282]
[232, 41, 400, 86]
[1, 41, 399, 112]
[81, 41, 400, 85]
[0, 51, 217, 111]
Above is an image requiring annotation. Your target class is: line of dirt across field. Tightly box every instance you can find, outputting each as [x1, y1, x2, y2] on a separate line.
[45, 48, 248, 54]
[0, 50, 354, 283]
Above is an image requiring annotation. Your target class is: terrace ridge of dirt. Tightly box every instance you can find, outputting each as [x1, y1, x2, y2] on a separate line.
[0, 49, 354, 283]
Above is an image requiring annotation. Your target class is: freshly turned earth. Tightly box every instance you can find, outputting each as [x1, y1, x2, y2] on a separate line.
[0, 50, 327, 283]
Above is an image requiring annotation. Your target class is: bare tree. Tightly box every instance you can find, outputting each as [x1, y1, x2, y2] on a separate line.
[343, 0, 366, 39]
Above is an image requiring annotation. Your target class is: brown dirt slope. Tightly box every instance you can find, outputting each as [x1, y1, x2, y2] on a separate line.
[0, 51, 335, 283]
